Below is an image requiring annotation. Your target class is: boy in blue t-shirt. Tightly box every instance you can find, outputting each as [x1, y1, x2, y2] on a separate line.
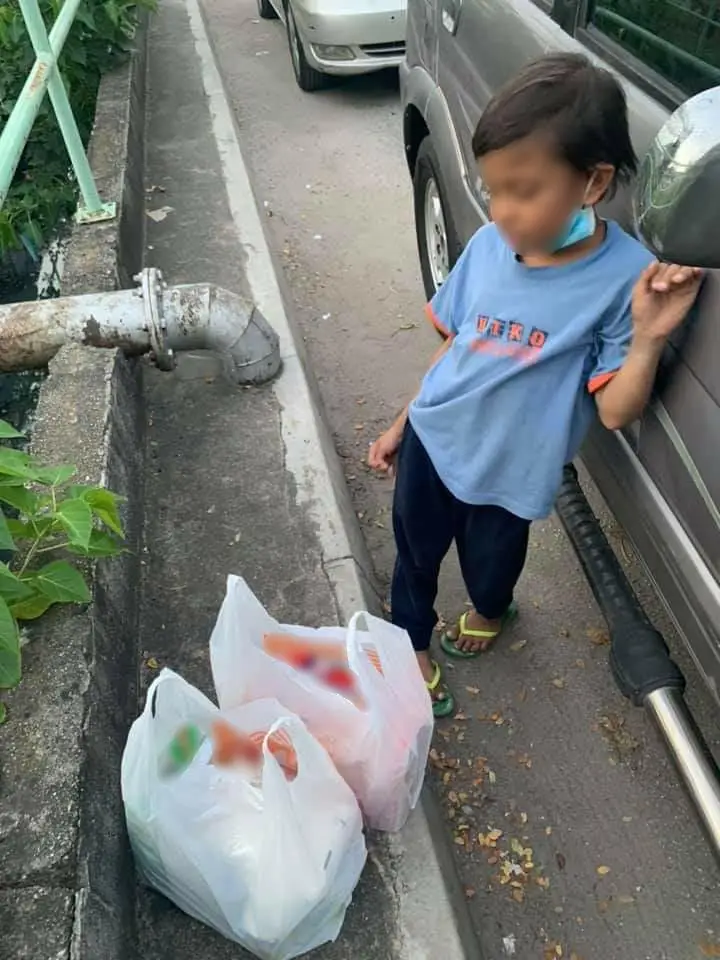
[369, 53, 703, 718]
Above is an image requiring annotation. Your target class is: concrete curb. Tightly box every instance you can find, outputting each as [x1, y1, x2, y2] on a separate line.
[0, 23, 148, 960]
[184, 0, 482, 955]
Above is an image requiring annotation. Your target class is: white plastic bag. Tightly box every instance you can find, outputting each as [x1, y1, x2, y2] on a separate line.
[121, 669, 367, 960]
[210, 576, 434, 832]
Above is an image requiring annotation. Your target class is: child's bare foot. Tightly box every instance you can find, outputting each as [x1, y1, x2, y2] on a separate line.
[450, 610, 502, 653]
[440, 604, 518, 659]
[417, 650, 454, 718]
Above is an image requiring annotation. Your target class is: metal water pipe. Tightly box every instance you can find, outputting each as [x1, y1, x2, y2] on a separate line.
[0, 268, 281, 383]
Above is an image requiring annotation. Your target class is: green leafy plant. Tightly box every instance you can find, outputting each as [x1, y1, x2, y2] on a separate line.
[0, 0, 155, 256]
[0, 418, 125, 717]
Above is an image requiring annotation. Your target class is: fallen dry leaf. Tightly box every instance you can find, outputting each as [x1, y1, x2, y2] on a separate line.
[551, 677, 566, 689]
[511, 887, 525, 903]
[699, 943, 720, 958]
[509, 639, 527, 652]
[465, 685, 480, 695]
[464, 886, 476, 900]
[596, 865, 611, 877]
[587, 627, 610, 646]
[145, 656, 160, 670]
[556, 852, 567, 871]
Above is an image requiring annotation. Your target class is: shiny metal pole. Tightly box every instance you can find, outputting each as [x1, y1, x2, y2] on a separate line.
[645, 686, 720, 859]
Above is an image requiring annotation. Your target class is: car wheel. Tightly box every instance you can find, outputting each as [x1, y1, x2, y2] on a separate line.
[414, 136, 461, 304]
[285, 2, 327, 92]
[257, 0, 278, 19]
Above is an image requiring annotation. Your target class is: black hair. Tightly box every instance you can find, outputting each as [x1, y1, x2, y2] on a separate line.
[471, 53, 637, 196]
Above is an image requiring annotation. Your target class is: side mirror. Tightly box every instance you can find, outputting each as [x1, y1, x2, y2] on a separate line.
[634, 86, 720, 269]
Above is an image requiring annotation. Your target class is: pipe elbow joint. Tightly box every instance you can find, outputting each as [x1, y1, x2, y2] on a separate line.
[164, 283, 281, 385]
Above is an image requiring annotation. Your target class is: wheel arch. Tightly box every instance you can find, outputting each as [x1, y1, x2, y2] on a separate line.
[403, 104, 429, 179]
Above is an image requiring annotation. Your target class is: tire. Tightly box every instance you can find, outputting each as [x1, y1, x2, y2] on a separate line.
[413, 136, 462, 305]
[285, 2, 327, 92]
[257, 0, 278, 18]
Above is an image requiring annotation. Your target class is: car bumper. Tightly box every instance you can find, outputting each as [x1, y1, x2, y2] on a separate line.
[295, 3, 406, 75]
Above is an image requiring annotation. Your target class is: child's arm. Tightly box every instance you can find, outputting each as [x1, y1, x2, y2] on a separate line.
[368, 335, 454, 474]
[595, 261, 703, 431]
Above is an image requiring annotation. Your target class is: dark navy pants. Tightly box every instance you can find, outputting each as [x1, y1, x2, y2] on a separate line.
[391, 423, 530, 653]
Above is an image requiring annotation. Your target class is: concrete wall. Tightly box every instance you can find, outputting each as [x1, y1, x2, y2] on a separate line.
[0, 21, 149, 960]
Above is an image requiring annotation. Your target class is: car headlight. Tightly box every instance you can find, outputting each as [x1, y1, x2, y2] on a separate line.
[312, 44, 354, 61]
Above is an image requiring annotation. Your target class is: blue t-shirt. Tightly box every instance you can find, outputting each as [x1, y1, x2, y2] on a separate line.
[408, 221, 653, 520]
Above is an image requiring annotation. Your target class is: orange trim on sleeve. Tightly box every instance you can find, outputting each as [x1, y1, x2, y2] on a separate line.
[588, 371, 618, 394]
[425, 302, 451, 338]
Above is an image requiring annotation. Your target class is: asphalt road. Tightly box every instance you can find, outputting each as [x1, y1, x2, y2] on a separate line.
[203, 4, 720, 957]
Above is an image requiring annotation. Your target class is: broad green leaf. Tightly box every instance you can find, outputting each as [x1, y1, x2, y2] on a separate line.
[0, 448, 42, 483]
[0, 420, 23, 439]
[30, 560, 91, 604]
[7, 516, 54, 540]
[67, 529, 125, 558]
[0, 484, 38, 514]
[10, 591, 54, 621]
[83, 488, 124, 536]
[35, 464, 77, 486]
[0, 701, 6, 724]
[0, 509, 15, 552]
[0, 595, 20, 689]
[0, 563, 33, 602]
[0, 475, 31, 487]
[56, 499, 93, 548]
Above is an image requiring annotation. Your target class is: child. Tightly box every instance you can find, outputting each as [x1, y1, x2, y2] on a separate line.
[368, 53, 702, 718]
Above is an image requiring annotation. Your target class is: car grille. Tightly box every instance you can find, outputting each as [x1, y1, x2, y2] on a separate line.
[360, 41, 406, 58]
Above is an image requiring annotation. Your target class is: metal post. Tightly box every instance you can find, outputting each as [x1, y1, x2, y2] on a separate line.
[0, 56, 56, 208]
[18, 0, 115, 222]
[0, 0, 116, 222]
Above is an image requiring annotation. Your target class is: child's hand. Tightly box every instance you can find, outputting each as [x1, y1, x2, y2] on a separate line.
[368, 425, 403, 476]
[632, 261, 704, 344]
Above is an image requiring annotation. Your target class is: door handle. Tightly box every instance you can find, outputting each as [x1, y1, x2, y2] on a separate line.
[442, 0, 462, 35]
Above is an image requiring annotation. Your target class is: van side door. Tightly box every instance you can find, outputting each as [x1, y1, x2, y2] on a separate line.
[571, 0, 720, 615]
[435, 0, 585, 235]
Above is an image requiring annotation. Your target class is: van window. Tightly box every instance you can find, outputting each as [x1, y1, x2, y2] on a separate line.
[590, 0, 720, 97]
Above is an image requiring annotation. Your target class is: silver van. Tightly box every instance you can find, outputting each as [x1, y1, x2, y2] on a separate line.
[400, 1, 720, 700]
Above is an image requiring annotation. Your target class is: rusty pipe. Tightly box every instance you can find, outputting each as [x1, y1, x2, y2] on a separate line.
[0, 268, 281, 384]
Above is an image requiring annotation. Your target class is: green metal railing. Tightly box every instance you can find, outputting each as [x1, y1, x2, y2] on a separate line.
[0, 0, 115, 223]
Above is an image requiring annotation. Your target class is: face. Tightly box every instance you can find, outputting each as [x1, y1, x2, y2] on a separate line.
[477, 135, 614, 256]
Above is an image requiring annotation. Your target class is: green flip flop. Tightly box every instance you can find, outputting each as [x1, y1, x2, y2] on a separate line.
[427, 659, 455, 719]
[440, 602, 518, 660]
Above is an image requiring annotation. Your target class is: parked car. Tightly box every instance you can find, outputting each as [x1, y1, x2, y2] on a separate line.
[400, 0, 720, 703]
[258, 0, 406, 92]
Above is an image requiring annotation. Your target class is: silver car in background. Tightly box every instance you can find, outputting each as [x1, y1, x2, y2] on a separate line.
[258, 0, 406, 92]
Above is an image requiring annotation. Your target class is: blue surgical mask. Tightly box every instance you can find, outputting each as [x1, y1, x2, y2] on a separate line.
[552, 205, 596, 252]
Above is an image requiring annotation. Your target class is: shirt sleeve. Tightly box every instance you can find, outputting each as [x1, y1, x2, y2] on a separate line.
[588, 296, 633, 395]
[424, 237, 476, 337]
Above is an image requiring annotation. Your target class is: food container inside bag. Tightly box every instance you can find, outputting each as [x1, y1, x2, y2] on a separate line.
[210, 576, 434, 832]
[121, 670, 367, 960]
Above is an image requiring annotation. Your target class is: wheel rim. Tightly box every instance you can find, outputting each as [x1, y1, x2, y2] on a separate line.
[288, 7, 301, 77]
[424, 177, 450, 290]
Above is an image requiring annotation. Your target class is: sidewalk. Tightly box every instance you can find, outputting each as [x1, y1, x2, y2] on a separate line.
[134, 0, 474, 957]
